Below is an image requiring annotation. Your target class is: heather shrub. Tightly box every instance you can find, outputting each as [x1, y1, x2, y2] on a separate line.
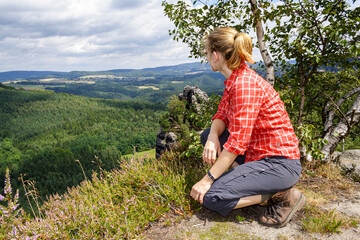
[1, 156, 190, 239]
[0, 168, 29, 239]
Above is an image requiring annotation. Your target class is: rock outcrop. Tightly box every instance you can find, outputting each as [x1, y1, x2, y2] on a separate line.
[178, 85, 209, 113]
[336, 149, 360, 180]
[155, 130, 178, 159]
[156, 86, 209, 159]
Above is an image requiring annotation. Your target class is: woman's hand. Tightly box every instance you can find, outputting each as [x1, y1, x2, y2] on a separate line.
[202, 134, 222, 166]
[190, 176, 213, 204]
[192, 149, 237, 204]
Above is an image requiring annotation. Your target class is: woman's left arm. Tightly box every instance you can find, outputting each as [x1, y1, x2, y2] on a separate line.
[190, 149, 237, 204]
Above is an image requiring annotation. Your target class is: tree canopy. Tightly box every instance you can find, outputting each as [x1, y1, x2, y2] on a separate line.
[163, 0, 360, 161]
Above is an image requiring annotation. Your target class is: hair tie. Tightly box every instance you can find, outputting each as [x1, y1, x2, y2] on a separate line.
[234, 33, 239, 40]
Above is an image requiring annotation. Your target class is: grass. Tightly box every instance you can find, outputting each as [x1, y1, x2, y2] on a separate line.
[137, 86, 160, 90]
[297, 161, 360, 234]
[301, 208, 356, 233]
[122, 148, 156, 160]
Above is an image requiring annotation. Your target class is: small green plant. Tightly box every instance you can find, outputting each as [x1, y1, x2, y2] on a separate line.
[236, 215, 247, 223]
[180, 130, 203, 160]
[350, 219, 359, 228]
[302, 209, 345, 233]
[298, 124, 327, 161]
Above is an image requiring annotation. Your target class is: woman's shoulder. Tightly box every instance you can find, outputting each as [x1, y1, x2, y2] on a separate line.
[236, 66, 268, 87]
[234, 67, 279, 98]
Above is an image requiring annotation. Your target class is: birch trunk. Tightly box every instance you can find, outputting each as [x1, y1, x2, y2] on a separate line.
[249, 0, 275, 86]
[321, 93, 360, 161]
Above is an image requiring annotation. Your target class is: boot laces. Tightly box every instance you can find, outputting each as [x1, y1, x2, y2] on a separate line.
[265, 203, 282, 223]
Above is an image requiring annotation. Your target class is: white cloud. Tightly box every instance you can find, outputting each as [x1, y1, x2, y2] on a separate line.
[0, 0, 194, 71]
[0, 0, 274, 72]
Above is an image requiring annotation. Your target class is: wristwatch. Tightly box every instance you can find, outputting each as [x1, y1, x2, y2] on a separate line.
[207, 171, 216, 181]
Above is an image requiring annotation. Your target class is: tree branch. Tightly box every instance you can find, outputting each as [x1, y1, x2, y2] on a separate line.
[323, 87, 360, 132]
[321, 0, 345, 24]
[193, 0, 209, 6]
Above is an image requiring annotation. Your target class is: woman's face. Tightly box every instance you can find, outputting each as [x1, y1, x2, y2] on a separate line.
[206, 48, 225, 72]
[206, 48, 217, 72]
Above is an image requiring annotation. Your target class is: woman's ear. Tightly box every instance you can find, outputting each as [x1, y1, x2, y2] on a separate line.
[212, 51, 219, 62]
[213, 51, 225, 63]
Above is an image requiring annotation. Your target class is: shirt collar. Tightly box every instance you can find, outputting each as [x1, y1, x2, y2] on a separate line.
[224, 62, 248, 91]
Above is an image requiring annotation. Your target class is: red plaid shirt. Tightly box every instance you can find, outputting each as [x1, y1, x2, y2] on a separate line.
[212, 62, 300, 162]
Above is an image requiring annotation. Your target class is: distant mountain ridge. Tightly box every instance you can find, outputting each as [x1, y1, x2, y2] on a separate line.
[0, 71, 65, 82]
[0, 62, 212, 82]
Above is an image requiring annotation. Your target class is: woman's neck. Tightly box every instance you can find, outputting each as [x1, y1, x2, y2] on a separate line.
[211, 51, 234, 79]
[220, 68, 233, 80]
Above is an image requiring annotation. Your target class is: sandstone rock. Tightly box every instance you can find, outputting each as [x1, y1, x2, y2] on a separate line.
[337, 149, 360, 179]
[331, 151, 342, 162]
[155, 128, 178, 159]
[178, 85, 209, 113]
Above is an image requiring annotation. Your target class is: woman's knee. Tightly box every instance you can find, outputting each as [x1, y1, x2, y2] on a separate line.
[203, 192, 220, 211]
[203, 191, 235, 217]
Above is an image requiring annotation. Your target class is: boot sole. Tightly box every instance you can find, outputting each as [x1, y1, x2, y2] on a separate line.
[262, 192, 306, 228]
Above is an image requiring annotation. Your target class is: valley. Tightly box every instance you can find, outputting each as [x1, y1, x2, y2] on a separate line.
[0, 62, 231, 103]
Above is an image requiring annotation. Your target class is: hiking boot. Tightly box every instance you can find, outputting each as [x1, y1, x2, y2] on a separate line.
[259, 187, 306, 228]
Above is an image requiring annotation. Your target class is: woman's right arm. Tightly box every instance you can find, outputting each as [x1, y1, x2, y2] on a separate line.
[202, 119, 226, 166]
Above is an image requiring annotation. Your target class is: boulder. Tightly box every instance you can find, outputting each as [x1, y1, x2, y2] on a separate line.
[155, 128, 178, 159]
[337, 149, 360, 179]
[178, 85, 209, 113]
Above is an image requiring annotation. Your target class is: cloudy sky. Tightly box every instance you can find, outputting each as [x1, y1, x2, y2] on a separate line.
[2, 1, 357, 73]
[0, 0, 200, 72]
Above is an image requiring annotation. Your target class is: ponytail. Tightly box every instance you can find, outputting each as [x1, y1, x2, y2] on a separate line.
[203, 27, 254, 70]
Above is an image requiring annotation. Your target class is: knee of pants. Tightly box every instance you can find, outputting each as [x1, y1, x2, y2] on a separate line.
[203, 192, 232, 217]
[203, 191, 220, 211]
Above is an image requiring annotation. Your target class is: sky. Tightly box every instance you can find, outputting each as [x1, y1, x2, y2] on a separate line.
[1, 0, 357, 72]
[0, 0, 200, 72]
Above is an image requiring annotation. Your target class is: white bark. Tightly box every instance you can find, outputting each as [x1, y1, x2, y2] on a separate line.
[321, 92, 360, 161]
[249, 0, 275, 86]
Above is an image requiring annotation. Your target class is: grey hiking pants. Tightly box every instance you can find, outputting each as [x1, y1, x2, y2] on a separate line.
[200, 128, 302, 217]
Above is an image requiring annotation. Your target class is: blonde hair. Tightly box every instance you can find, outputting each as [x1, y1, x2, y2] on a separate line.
[203, 27, 254, 70]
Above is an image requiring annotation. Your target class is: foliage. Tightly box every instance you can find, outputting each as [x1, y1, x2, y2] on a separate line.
[162, 0, 250, 59]
[180, 130, 203, 160]
[187, 94, 222, 130]
[267, 0, 359, 68]
[297, 124, 327, 162]
[160, 93, 221, 161]
[0, 138, 22, 175]
[0, 156, 191, 239]
[268, 0, 359, 129]
[0, 87, 164, 207]
[163, 0, 359, 70]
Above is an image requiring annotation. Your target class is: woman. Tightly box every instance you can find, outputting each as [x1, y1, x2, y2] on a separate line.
[190, 27, 305, 228]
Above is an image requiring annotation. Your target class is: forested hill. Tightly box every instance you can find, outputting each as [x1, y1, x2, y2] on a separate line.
[0, 85, 165, 204]
[0, 71, 65, 82]
[0, 62, 230, 103]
